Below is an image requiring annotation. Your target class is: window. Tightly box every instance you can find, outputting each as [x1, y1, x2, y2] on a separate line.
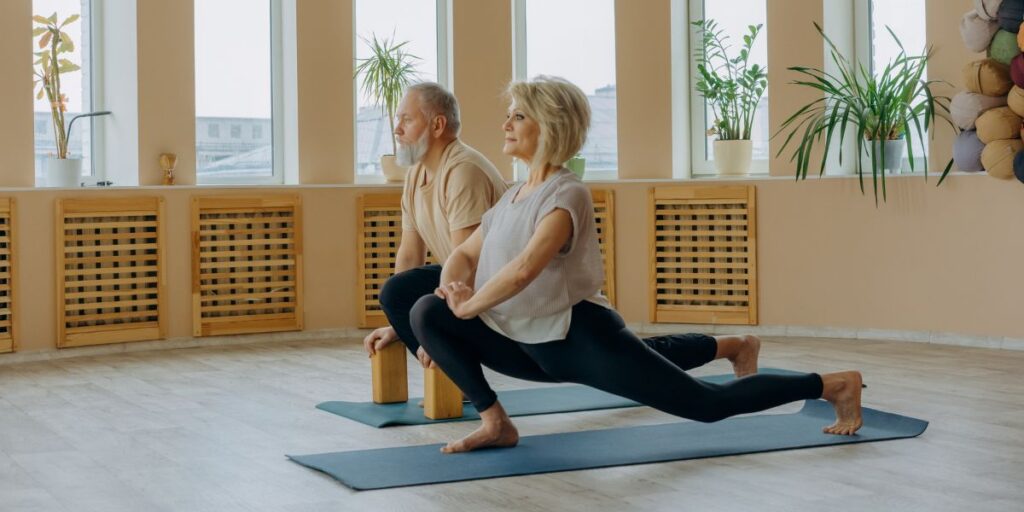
[33, 0, 95, 183]
[514, 0, 618, 179]
[253, 125, 263, 140]
[354, 0, 444, 178]
[860, 0, 928, 172]
[689, 0, 769, 175]
[195, 0, 283, 184]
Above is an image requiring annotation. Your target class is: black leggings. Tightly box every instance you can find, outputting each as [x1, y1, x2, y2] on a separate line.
[380, 265, 718, 370]
[409, 295, 824, 423]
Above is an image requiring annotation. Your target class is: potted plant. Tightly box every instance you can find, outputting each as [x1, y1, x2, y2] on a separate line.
[355, 34, 420, 182]
[33, 12, 111, 187]
[692, 19, 768, 175]
[566, 153, 586, 179]
[774, 23, 956, 204]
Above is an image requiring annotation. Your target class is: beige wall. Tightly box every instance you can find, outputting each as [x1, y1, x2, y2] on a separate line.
[297, 0, 355, 184]
[136, 0, 197, 185]
[1, 0, 36, 187]
[10, 173, 1024, 353]
[452, 0, 515, 180]
[615, 0, 673, 180]
[4, 1, 1015, 355]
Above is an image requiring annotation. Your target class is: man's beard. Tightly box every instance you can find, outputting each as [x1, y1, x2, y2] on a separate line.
[396, 131, 430, 167]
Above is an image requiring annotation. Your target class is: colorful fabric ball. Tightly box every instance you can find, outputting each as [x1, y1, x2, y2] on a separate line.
[951, 91, 1009, 129]
[982, 138, 1024, 179]
[954, 130, 987, 172]
[963, 59, 1013, 96]
[976, 107, 1023, 143]
[990, 30, 1022, 64]
[998, 0, 1024, 33]
[976, 0, 1003, 20]
[963, 11, 1000, 52]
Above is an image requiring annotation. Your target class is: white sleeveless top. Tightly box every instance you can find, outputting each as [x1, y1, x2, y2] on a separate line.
[475, 169, 611, 343]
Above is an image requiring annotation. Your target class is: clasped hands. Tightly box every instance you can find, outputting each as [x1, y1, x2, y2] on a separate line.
[435, 281, 477, 320]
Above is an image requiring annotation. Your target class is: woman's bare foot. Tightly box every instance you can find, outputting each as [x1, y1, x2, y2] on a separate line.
[820, 371, 863, 435]
[441, 401, 519, 454]
[715, 334, 761, 377]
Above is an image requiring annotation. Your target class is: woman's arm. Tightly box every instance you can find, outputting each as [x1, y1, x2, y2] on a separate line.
[444, 209, 573, 319]
[440, 226, 484, 288]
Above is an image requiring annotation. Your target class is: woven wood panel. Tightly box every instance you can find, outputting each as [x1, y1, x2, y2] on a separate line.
[0, 199, 14, 353]
[357, 194, 404, 329]
[591, 190, 616, 306]
[56, 197, 166, 348]
[357, 190, 617, 328]
[649, 185, 758, 325]
[192, 196, 304, 337]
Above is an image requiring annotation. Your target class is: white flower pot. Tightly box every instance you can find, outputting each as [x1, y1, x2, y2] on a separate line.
[712, 140, 753, 176]
[43, 158, 82, 188]
[380, 155, 408, 183]
[861, 139, 905, 175]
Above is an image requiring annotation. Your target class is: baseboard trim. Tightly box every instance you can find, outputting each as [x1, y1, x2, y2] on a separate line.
[2, 323, 1022, 366]
[628, 323, 1024, 352]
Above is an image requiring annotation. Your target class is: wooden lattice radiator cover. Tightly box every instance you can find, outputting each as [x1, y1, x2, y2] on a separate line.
[192, 196, 304, 337]
[57, 197, 166, 348]
[357, 189, 616, 328]
[649, 185, 758, 325]
[0, 199, 14, 353]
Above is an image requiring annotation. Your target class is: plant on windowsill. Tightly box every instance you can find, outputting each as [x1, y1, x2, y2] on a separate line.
[355, 33, 421, 183]
[566, 153, 586, 179]
[692, 19, 768, 176]
[33, 12, 110, 188]
[774, 22, 956, 205]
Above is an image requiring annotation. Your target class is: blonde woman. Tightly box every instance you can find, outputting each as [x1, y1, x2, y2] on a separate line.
[409, 76, 864, 454]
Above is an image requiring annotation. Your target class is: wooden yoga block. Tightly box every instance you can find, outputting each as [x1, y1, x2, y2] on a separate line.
[371, 342, 408, 404]
[424, 367, 463, 420]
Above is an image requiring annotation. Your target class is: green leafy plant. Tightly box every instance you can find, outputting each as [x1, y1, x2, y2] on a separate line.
[774, 22, 956, 204]
[692, 19, 768, 141]
[354, 34, 421, 156]
[33, 12, 81, 159]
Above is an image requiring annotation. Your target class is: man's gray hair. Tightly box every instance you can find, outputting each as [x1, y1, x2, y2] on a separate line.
[406, 82, 461, 137]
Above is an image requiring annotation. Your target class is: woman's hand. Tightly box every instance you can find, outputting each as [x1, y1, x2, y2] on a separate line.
[435, 281, 477, 319]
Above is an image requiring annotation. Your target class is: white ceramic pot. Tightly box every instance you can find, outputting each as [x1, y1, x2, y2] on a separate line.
[712, 140, 753, 176]
[862, 139, 905, 175]
[380, 155, 408, 183]
[43, 158, 82, 188]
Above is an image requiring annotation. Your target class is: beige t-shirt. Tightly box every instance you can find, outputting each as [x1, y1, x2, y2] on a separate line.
[401, 140, 509, 263]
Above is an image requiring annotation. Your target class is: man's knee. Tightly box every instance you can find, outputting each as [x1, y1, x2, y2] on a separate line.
[380, 268, 423, 312]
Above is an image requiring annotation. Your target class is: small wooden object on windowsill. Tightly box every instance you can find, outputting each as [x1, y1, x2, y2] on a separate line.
[160, 153, 177, 185]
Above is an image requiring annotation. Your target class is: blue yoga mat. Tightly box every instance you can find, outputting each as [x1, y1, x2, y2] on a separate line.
[317, 368, 805, 427]
[290, 400, 928, 490]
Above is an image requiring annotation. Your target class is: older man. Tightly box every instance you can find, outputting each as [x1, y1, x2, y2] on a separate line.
[363, 82, 762, 377]
[363, 83, 508, 368]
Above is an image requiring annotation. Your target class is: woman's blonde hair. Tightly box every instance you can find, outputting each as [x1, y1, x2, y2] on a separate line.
[505, 76, 591, 169]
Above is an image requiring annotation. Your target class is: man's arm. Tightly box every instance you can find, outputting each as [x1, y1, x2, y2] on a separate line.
[395, 229, 428, 274]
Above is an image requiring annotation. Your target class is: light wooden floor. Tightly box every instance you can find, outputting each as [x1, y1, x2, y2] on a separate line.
[1, 335, 1022, 512]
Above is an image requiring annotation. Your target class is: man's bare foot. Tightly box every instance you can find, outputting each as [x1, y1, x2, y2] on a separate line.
[820, 371, 863, 435]
[728, 335, 760, 377]
[441, 401, 519, 454]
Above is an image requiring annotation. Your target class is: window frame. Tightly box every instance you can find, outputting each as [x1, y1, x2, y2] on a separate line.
[857, 0, 928, 174]
[34, 0, 102, 185]
[352, 0, 450, 184]
[511, 0, 619, 182]
[687, 0, 770, 177]
[195, 0, 285, 186]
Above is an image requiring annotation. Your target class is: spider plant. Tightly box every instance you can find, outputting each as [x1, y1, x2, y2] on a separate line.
[692, 19, 768, 141]
[354, 33, 421, 156]
[774, 22, 956, 204]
